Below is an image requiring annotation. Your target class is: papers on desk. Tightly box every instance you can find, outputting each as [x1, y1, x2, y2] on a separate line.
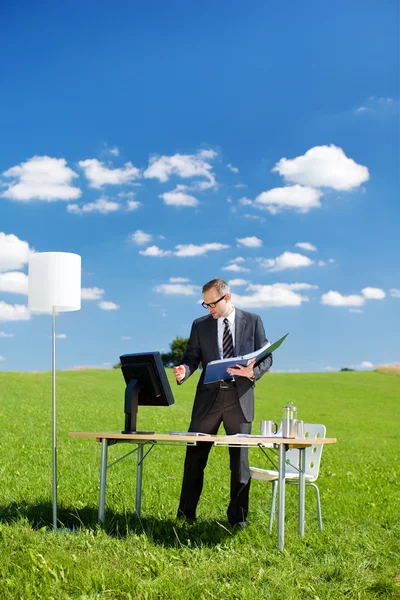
[169, 432, 211, 436]
[203, 333, 289, 384]
[226, 433, 284, 438]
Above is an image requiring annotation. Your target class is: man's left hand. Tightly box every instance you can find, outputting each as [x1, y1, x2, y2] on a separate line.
[226, 359, 256, 379]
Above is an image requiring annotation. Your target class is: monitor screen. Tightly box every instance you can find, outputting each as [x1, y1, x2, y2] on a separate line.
[119, 351, 175, 407]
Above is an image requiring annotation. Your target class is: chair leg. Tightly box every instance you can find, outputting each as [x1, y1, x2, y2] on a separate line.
[309, 483, 322, 532]
[269, 480, 278, 534]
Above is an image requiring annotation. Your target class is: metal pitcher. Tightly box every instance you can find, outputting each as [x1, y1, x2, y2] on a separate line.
[281, 402, 298, 438]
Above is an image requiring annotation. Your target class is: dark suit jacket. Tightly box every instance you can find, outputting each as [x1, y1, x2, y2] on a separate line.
[179, 308, 272, 422]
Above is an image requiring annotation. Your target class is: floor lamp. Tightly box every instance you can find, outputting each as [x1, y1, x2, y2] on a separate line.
[28, 252, 81, 531]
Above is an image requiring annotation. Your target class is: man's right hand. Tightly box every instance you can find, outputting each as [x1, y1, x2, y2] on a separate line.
[173, 365, 186, 382]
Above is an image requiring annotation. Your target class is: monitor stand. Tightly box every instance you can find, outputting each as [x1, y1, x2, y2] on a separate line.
[122, 378, 155, 435]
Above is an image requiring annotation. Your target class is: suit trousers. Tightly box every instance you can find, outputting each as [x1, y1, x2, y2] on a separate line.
[177, 386, 251, 524]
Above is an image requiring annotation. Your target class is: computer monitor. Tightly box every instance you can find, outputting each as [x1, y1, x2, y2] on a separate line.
[119, 351, 175, 434]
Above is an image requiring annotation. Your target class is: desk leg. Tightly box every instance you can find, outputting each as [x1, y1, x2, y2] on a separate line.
[99, 438, 108, 523]
[278, 443, 286, 550]
[135, 443, 144, 516]
[298, 447, 306, 536]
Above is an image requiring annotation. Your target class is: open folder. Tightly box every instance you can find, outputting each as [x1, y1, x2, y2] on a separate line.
[203, 333, 288, 384]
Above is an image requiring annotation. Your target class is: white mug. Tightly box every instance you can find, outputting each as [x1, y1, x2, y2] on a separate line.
[260, 420, 278, 436]
[296, 419, 304, 438]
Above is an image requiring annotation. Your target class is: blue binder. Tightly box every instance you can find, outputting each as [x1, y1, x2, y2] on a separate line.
[203, 333, 289, 384]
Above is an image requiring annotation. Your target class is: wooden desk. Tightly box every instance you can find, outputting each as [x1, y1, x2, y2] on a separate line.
[69, 432, 336, 550]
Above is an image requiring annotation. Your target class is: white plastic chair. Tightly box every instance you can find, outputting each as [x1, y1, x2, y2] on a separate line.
[250, 424, 326, 533]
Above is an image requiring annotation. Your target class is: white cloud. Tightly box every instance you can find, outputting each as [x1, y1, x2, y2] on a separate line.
[139, 246, 171, 257]
[227, 163, 239, 173]
[0, 272, 28, 294]
[244, 214, 265, 222]
[222, 264, 251, 273]
[272, 145, 369, 191]
[228, 279, 249, 286]
[109, 147, 120, 156]
[349, 308, 364, 314]
[169, 277, 190, 283]
[324, 366, 336, 371]
[159, 189, 199, 207]
[231, 283, 315, 308]
[55, 333, 67, 339]
[389, 288, 400, 298]
[0, 233, 32, 271]
[261, 251, 314, 271]
[360, 361, 373, 368]
[67, 196, 121, 214]
[236, 236, 262, 248]
[198, 149, 217, 159]
[355, 97, 396, 114]
[122, 336, 132, 340]
[255, 185, 322, 214]
[0, 301, 30, 321]
[174, 243, 229, 257]
[295, 242, 317, 252]
[285, 283, 318, 291]
[238, 197, 253, 206]
[229, 257, 246, 263]
[361, 287, 386, 300]
[0, 331, 14, 337]
[79, 159, 140, 188]
[321, 291, 365, 307]
[131, 230, 153, 245]
[126, 200, 141, 211]
[154, 283, 200, 295]
[318, 260, 327, 267]
[67, 362, 112, 370]
[144, 150, 217, 189]
[0, 355, 5, 361]
[118, 191, 136, 198]
[99, 301, 119, 310]
[234, 183, 247, 189]
[81, 287, 105, 300]
[117, 191, 141, 211]
[2, 156, 81, 201]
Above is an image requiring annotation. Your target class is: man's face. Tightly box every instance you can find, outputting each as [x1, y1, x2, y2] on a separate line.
[203, 288, 231, 319]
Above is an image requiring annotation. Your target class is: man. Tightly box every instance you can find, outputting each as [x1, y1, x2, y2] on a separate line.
[173, 278, 272, 527]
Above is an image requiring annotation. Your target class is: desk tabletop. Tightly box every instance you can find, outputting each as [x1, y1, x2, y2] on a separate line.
[69, 432, 337, 447]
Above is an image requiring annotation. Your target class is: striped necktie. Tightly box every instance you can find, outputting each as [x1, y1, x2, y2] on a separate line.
[223, 318, 234, 358]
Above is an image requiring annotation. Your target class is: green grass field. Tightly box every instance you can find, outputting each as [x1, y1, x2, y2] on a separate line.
[0, 369, 399, 599]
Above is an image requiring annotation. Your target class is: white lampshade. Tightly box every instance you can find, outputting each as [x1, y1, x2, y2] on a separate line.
[28, 252, 81, 312]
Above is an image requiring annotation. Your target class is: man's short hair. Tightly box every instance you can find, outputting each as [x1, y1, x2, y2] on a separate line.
[202, 278, 230, 296]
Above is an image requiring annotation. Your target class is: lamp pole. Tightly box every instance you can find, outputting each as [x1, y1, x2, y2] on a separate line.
[52, 307, 58, 530]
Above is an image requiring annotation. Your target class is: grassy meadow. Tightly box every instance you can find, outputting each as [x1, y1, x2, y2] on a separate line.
[0, 367, 399, 599]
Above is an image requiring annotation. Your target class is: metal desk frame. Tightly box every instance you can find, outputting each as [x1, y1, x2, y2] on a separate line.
[70, 432, 336, 550]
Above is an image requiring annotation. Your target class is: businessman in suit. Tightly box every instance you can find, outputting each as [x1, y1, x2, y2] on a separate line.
[173, 278, 272, 527]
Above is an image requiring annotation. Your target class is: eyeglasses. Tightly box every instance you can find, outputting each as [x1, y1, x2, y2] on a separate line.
[201, 295, 226, 309]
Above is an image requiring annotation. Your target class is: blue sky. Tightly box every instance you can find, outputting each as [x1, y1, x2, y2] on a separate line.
[0, 0, 399, 373]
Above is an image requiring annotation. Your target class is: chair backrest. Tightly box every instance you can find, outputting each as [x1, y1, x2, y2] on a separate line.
[285, 423, 326, 480]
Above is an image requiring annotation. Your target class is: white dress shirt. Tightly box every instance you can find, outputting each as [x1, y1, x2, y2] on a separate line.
[217, 307, 236, 359]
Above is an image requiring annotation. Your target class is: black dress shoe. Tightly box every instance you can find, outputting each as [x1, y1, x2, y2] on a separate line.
[231, 521, 249, 529]
[176, 510, 196, 523]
